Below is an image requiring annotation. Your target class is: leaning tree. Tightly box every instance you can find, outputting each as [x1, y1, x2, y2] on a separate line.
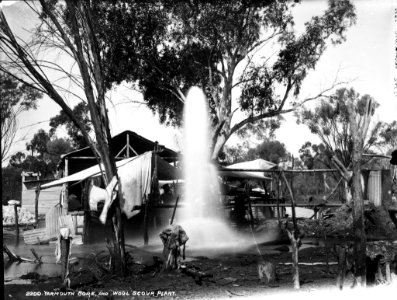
[0, 1, 126, 275]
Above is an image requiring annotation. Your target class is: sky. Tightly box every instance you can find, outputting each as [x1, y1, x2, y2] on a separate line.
[2, 0, 396, 163]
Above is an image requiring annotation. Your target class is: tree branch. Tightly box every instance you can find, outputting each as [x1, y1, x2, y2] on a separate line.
[0, 7, 95, 158]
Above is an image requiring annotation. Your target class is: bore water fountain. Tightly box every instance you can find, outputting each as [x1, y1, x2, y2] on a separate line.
[180, 87, 239, 248]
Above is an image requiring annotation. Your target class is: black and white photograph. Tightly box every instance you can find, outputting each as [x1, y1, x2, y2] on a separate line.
[1, 0, 397, 299]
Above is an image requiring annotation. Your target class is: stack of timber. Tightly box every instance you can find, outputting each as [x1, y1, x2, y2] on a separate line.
[23, 206, 85, 245]
[23, 228, 51, 245]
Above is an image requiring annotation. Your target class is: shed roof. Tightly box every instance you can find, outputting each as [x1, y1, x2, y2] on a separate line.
[42, 152, 181, 190]
[58, 130, 179, 170]
[218, 159, 276, 180]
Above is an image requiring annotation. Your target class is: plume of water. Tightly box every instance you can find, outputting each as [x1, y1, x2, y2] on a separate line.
[180, 87, 239, 248]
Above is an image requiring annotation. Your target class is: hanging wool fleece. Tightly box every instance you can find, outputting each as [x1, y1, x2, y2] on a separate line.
[88, 152, 153, 224]
[114, 151, 152, 219]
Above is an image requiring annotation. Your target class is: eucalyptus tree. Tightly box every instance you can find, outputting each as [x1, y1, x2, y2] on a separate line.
[95, 0, 356, 159]
[296, 88, 384, 200]
[0, 0, 357, 276]
[297, 87, 385, 285]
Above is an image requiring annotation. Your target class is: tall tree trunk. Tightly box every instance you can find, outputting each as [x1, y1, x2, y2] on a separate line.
[343, 180, 352, 203]
[64, 0, 126, 276]
[211, 79, 232, 160]
[0, 0, 127, 277]
[347, 99, 373, 287]
[212, 132, 228, 161]
[351, 154, 366, 286]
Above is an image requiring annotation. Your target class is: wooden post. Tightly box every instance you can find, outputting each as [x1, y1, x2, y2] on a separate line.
[290, 156, 294, 194]
[83, 212, 90, 244]
[323, 172, 328, 196]
[245, 183, 255, 228]
[144, 144, 159, 245]
[143, 198, 150, 246]
[59, 227, 72, 287]
[385, 262, 392, 283]
[170, 196, 180, 225]
[13, 204, 19, 239]
[279, 174, 284, 218]
[282, 172, 298, 234]
[64, 158, 69, 213]
[81, 180, 91, 244]
[30, 248, 42, 263]
[320, 217, 330, 273]
[336, 244, 347, 289]
[35, 183, 41, 228]
[277, 173, 281, 221]
[282, 171, 300, 289]
[287, 229, 300, 289]
[126, 133, 130, 157]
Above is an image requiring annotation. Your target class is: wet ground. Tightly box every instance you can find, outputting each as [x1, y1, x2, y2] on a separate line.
[4, 219, 397, 300]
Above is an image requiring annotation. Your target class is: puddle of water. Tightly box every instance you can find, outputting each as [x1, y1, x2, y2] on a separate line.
[4, 279, 33, 285]
[3, 221, 330, 284]
[4, 260, 61, 280]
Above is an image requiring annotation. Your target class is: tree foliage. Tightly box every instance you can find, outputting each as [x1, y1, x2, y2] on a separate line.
[222, 141, 251, 164]
[49, 102, 91, 149]
[297, 88, 383, 168]
[2, 166, 23, 202]
[0, 0, 356, 273]
[26, 129, 50, 157]
[249, 140, 288, 164]
[224, 139, 288, 164]
[91, 0, 356, 158]
[298, 142, 333, 170]
[8, 151, 26, 167]
[8, 129, 73, 178]
[376, 121, 397, 154]
[9, 152, 53, 178]
[46, 138, 73, 164]
[0, 71, 41, 162]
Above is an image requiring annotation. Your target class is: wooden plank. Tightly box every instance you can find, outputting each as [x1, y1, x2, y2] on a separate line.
[68, 156, 124, 160]
[135, 203, 343, 209]
[248, 203, 342, 207]
[22, 229, 47, 238]
[23, 228, 48, 245]
[72, 235, 83, 245]
[219, 168, 340, 173]
[46, 206, 63, 239]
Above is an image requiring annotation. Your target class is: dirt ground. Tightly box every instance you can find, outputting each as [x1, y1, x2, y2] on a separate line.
[3, 242, 379, 300]
[4, 207, 397, 300]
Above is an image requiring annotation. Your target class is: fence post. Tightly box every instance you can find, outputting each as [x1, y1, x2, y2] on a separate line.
[35, 183, 41, 228]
